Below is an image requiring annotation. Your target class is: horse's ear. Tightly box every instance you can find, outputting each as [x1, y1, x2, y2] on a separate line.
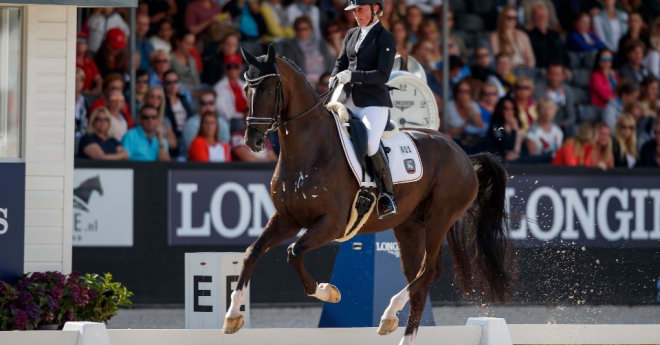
[239, 43, 258, 66]
[266, 43, 276, 65]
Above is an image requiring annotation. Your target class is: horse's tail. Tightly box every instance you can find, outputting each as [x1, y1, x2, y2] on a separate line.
[447, 153, 516, 303]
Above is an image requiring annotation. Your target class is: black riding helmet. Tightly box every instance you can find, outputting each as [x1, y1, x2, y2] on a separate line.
[344, 0, 384, 26]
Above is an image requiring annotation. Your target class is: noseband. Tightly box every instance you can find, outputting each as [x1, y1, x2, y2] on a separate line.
[244, 62, 324, 136]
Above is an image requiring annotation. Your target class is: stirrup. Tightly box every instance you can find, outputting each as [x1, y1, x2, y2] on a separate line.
[376, 193, 398, 219]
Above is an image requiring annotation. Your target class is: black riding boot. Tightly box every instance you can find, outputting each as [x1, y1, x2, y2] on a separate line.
[370, 147, 398, 219]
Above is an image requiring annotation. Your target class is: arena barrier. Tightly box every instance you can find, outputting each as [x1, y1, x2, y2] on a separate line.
[3, 320, 660, 345]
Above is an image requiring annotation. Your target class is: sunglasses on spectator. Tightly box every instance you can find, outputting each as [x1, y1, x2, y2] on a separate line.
[147, 93, 162, 99]
[94, 117, 110, 122]
[514, 85, 531, 90]
[77, 38, 88, 44]
[475, 53, 490, 58]
[600, 57, 614, 62]
[141, 114, 158, 120]
[164, 79, 178, 85]
[109, 96, 125, 102]
[482, 91, 498, 96]
[226, 64, 241, 70]
[296, 26, 311, 32]
[502, 105, 514, 110]
[456, 88, 471, 94]
[619, 125, 635, 130]
[137, 78, 149, 84]
[506, 15, 517, 21]
[154, 59, 168, 64]
[200, 100, 216, 105]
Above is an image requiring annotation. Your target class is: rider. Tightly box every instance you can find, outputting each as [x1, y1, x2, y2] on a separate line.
[330, 0, 398, 218]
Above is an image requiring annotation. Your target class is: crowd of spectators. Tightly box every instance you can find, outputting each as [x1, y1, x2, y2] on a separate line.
[73, 0, 660, 168]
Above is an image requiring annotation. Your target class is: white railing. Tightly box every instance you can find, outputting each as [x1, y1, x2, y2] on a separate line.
[2, 320, 660, 345]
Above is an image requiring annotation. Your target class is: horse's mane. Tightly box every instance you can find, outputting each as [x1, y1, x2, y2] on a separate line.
[276, 54, 320, 100]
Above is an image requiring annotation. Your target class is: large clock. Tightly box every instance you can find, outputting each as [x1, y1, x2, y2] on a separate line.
[387, 71, 439, 130]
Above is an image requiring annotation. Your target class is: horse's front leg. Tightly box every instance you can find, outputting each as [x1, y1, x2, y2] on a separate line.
[223, 212, 300, 334]
[286, 214, 345, 303]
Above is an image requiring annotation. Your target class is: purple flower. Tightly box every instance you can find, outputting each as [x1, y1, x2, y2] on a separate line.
[16, 291, 32, 305]
[15, 277, 35, 290]
[88, 290, 98, 299]
[31, 272, 46, 280]
[36, 285, 45, 294]
[13, 309, 28, 330]
[65, 309, 75, 322]
[49, 286, 63, 300]
[0, 281, 7, 296]
[46, 295, 59, 311]
[25, 303, 41, 322]
[42, 311, 54, 323]
[69, 284, 81, 300]
[55, 275, 66, 288]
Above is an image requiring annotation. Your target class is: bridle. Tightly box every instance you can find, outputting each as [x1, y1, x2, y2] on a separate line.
[244, 62, 328, 137]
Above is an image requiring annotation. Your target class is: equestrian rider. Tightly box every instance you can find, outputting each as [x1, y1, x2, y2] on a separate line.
[330, 0, 398, 218]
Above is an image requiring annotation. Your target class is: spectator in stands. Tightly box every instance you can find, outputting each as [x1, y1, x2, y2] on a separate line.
[613, 113, 639, 168]
[488, 53, 515, 97]
[143, 0, 177, 28]
[568, 12, 608, 52]
[75, 68, 89, 144]
[522, 0, 561, 32]
[592, 0, 629, 52]
[164, 69, 193, 157]
[446, 80, 487, 141]
[638, 121, 660, 166]
[261, 0, 294, 42]
[87, 8, 129, 54]
[534, 62, 576, 134]
[188, 112, 231, 162]
[282, 16, 335, 86]
[512, 76, 537, 133]
[380, 0, 400, 30]
[185, 0, 223, 36]
[527, 4, 567, 69]
[149, 50, 193, 103]
[486, 96, 524, 162]
[214, 54, 248, 122]
[589, 122, 615, 170]
[524, 97, 564, 160]
[122, 105, 171, 161]
[225, 0, 267, 42]
[231, 113, 278, 162]
[78, 107, 128, 160]
[150, 19, 174, 53]
[552, 122, 595, 166]
[316, 72, 331, 95]
[477, 83, 499, 126]
[183, 88, 231, 151]
[135, 13, 154, 72]
[203, 32, 240, 85]
[404, 5, 423, 44]
[287, 0, 321, 40]
[639, 76, 659, 115]
[489, 6, 536, 69]
[626, 102, 657, 151]
[616, 12, 648, 67]
[106, 89, 130, 141]
[76, 31, 102, 96]
[170, 30, 201, 94]
[418, 20, 442, 65]
[643, 17, 660, 78]
[145, 85, 178, 150]
[391, 21, 411, 61]
[88, 73, 133, 127]
[132, 69, 150, 119]
[618, 39, 651, 87]
[406, 0, 441, 16]
[438, 9, 467, 60]
[639, 0, 660, 28]
[589, 49, 619, 108]
[427, 55, 465, 102]
[603, 81, 639, 131]
[324, 20, 343, 59]
[411, 39, 437, 73]
[470, 46, 496, 83]
[94, 28, 128, 78]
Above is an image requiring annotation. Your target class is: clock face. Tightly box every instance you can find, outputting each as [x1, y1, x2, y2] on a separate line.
[388, 75, 439, 130]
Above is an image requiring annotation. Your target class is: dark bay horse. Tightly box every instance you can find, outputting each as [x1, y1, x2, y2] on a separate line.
[224, 45, 515, 345]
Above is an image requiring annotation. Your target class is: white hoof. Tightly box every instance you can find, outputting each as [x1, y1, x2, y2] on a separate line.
[222, 315, 244, 334]
[310, 283, 341, 303]
[377, 317, 398, 335]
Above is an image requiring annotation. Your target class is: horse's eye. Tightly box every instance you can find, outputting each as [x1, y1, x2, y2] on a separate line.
[268, 90, 274, 95]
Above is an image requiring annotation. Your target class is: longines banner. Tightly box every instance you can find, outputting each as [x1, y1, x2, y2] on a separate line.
[0, 163, 25, 283]
[73, 169, 133, 247]
[168, 170, 660, 247]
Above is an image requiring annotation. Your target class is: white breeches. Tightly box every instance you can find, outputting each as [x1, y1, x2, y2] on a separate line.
[345, 96, 389, 156]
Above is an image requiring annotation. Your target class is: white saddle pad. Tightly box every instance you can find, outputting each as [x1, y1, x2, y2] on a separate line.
[331, 109, 423, 185]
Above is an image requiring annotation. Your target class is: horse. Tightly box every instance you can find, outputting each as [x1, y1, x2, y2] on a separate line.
[223, 45, 515, 345]
[73, 176, 104, 212]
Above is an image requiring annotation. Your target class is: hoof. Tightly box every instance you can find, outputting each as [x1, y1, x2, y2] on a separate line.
[223, 315, 244, 334]
[377, 317, 398, 335]
[313, 283, 341, 303]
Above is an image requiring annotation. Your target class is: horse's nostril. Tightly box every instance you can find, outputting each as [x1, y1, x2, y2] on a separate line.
[256, 139, 264, 146]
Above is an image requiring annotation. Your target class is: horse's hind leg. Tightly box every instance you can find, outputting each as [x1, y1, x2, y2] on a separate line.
[223, 213, 299, 334]
[287, 214, 345, 302]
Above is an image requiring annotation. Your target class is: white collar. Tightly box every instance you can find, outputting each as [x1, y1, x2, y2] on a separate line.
[359, 19, 379, 37]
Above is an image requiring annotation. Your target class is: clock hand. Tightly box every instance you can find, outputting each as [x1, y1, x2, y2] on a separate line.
[401, 119, 427, 126]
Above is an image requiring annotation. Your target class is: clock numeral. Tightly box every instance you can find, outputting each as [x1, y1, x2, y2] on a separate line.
[399, 84, 407, 91]
[420, 101, 426, 108]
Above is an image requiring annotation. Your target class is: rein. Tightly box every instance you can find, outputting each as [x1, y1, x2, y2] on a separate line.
[245, 64, 338, 136]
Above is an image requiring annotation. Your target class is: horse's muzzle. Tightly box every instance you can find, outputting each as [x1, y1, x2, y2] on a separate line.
[245, 126, 266, 153]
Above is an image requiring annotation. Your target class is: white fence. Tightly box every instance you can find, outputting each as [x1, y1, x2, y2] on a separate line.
[2, 320, 660, 345]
